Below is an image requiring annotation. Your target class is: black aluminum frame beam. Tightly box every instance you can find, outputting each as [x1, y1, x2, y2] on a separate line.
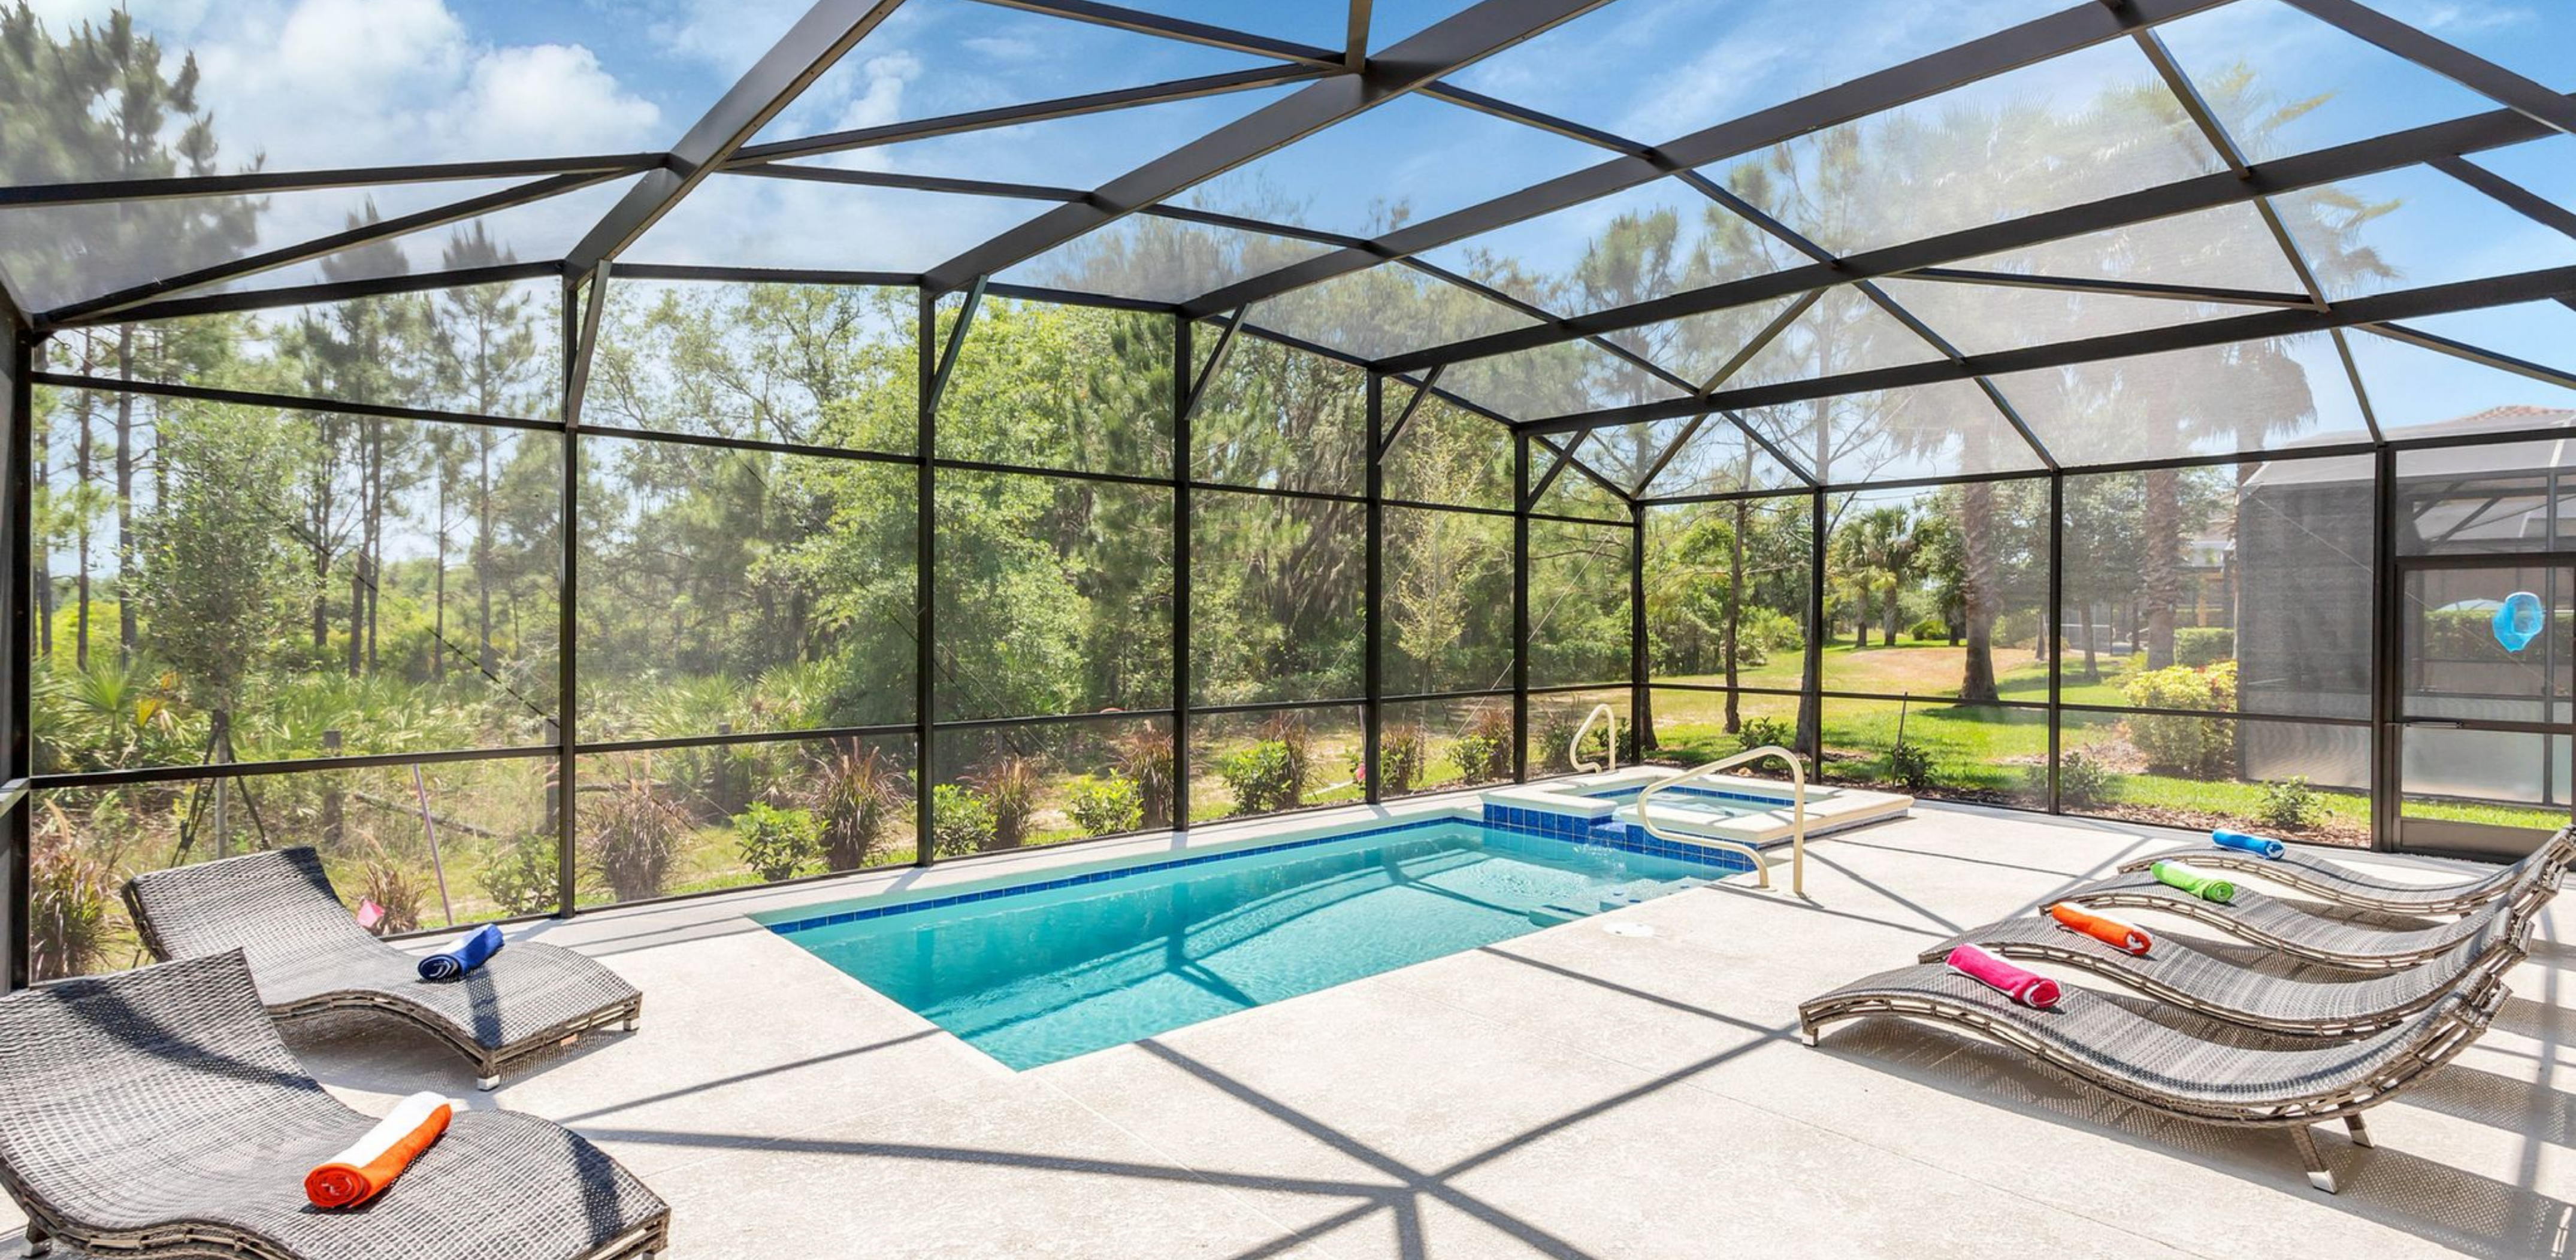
[729, 63, 1331, 165]
[1521, 263, 2576, 435]
[0, 153, 667, 210]
[1374, 98, 2574, 377]
[969, 0, 1346, 68]
[1174, 0, 2233, 319]
[44, 261, 563, 332]
[42, 171, 621, 326]
[566, 0, 910, 277]
[919, 0, 1616, 293]
[2433, 155, 2576, 241]
[1894, 267, 2315, 308]
[2281, 0, 2576, 136]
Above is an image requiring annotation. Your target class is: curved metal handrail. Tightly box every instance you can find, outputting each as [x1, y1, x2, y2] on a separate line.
[1569, 703, 1619, 774]
[1635, 744, 1807, 896]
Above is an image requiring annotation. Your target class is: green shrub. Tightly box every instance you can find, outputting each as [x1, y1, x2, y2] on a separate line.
[1994, 610, 2043, 651]
[1111, 727, 1175, 831]
[976, 757, 1041, 849]
[2050, 747, 2112, 804]
[930, 783, 997, 856]
[482, 832, 561, 917]
[1885, 740, 1935, 790]
[1378, 726, 1425, 795]
[1067, 774, 1144, 837]
[1908, 616, 1949, 643]
[2121, 661, 2236, 775]
[2257, 777, 2320, 830]
[29, 805, 116, 982]
[811, 742, 902, 871]
[583, 762, 687, 902]
[2174, 628, 2235, 668]
[1219, 739, 1305, 816]
[734, 802, 823, 882]
[1454, 704, 1516, 784]
[1738, 716, 1796, 753]
[1536, 705, 1586, 773]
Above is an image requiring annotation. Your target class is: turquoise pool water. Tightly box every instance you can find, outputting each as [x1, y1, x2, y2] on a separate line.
[771, 821, 1715, 1069]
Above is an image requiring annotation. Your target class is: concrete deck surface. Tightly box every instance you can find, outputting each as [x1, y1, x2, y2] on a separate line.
[8, 801, 2572, 1258]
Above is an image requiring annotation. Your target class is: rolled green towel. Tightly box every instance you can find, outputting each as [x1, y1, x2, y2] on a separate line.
[2152, 860, 2236, 904]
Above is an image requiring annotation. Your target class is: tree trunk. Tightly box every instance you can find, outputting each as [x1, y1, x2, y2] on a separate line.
[1958, 481, 2001, 702]
[2082, 600, 2101, 682]
[2142, 468, 2182, 670]
[432, 495, 449, 683]
[72, 387, 92, 670]
[476, 435, 495, 674]
[33, 443, 50, 660]
[1722, 499, 1745, 734]
[113, 326, 137, 661]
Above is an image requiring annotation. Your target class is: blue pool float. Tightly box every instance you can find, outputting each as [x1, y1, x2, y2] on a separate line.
[2494, 592, 2544, 653]
[2211, 828, 2286, 861]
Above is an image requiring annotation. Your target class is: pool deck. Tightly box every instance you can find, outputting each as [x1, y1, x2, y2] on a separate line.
[13, 797, 2575, 1258]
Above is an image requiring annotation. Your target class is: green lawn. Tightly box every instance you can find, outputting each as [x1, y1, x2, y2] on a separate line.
[1643, 680, 2563, 846]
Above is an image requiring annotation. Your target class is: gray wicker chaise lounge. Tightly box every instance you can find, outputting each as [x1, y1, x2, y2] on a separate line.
[1798, 965, 2507, 1193]
[2048, 866, 2554, 971]
[1918, 910, 2531, 1037]
[125, 847, 641, 1089]
[2115, 827, 2576, 917]
[0, 950, 669, 1259]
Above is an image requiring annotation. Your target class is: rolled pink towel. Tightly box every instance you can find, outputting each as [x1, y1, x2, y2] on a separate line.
[1945, 943, 2062, 1010]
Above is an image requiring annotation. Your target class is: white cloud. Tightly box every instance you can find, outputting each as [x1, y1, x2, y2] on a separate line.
[456, 43, 665, 156]
[172, 0, 664, 175]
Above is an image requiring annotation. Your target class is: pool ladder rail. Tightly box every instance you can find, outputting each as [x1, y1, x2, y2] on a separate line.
[1570, 704, 1619, 773]
[1635, 745, 1809, 898]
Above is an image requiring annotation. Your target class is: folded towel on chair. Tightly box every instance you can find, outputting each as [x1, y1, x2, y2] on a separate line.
[1945, 943, 2061, 1009]
[2212, 828, 2288, 861]
[2152, 861, 2237, 904]
[416, 923, 505, 982]
[304, 1091, 457, 1208]
[2046, 903, 2152, 955]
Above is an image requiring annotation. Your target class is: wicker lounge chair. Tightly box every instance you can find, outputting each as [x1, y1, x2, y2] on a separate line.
[1798, 964, 2508, 1193]
[2048, 861, 2560, 971]
[1918, 910, 2530, 1037]
[2115, 826, 2576, 917]
[0, 950, 668, 1260]
[125, 847, 640, 1089]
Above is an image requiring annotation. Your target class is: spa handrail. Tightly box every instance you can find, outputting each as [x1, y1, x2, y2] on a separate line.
[1636, 746, 1807, 897]
[1570, 703, 1619, 774]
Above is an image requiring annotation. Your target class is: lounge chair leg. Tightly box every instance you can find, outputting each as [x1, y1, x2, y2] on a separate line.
[2344, 1114, 2374, 1149]
[2289, 1125, 2338, 1194]
[20, 1217, 50, 1258]
[1797, 1022, 1818, 1047]
[477, 1073, 500, 1091]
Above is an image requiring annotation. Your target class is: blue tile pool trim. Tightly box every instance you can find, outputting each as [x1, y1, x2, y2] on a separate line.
[767, 817, 1461, 935]
[763, 808, 1756, 936]
[1481, 804, 1759, 876]
[1584, 784, 1789, 807]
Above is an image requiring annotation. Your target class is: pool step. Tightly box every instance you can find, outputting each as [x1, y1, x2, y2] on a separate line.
[1596, 878, 1676, 912]
[1528, 903, 1589, 928]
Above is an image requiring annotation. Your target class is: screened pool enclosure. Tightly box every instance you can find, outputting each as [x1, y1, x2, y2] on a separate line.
[4, 0, 2575, 985]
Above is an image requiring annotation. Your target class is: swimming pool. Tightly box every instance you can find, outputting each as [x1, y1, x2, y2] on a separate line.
[766, 819, 1722, 1069]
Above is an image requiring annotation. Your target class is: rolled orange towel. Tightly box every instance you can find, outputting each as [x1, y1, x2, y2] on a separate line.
[2048, 902, 2152, 956]
[304, 1091, 456, 1209]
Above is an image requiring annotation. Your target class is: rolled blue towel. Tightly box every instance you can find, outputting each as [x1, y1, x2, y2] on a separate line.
[2211, 828, 2286, 861]
[416, 923, 506, 981]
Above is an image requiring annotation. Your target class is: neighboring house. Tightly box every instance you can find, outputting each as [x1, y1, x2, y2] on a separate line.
[2234, 407, 2576, 814]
